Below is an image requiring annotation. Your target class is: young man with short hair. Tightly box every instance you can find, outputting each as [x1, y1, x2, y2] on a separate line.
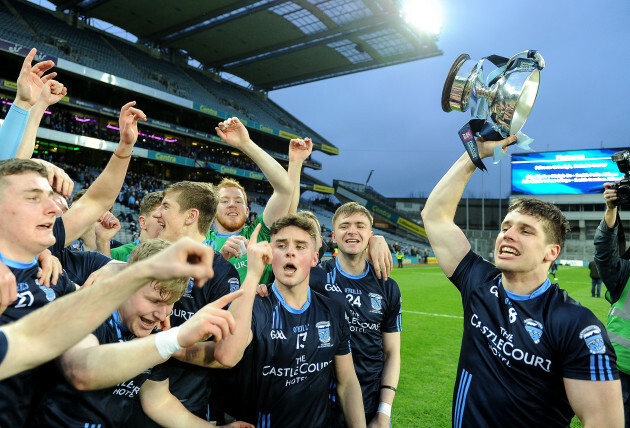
[111, 191, 164, 261]
[0, 158, 219, 426]
[421, 135, 623, 426]
[32, 239, 244, 427]
[309, 203, 402, 426]
[215, 214, 366, 427]
[140, 181, 240, 420]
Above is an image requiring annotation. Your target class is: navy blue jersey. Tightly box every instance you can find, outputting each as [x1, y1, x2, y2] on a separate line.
[250, 283, 350, 427]
[0, 253, 77, 428]
[450, 251, 618, 427]
[310, 258, 402, 414]
[130, 252, 239, 425]
[33, 312, 153, 427]
[59, 247, 113, 285]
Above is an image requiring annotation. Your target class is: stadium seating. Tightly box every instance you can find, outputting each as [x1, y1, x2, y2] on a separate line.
[1, 1, 320, 140]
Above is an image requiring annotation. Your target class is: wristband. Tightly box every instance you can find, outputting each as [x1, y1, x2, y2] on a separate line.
[154, 326, 183, 358]
[113, 151, 132, 159]
[380, 385, 397, 392]
[377, 402, 392, 418]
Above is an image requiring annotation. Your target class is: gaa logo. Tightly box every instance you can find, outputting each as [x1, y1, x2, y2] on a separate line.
[325, 283, 342, 293]
[270, 329, 287, 340]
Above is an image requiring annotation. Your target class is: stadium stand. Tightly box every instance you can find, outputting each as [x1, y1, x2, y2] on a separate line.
[0, 0, 435, 259]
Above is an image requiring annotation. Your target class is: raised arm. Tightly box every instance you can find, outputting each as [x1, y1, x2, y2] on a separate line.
[62, 102, 146, 247]
[287, 137, 313, 214]
[94, 211, 121, 257]
[213, 224, 270, 367]
[421, 136, 516, 276]
[0, 48, 56, 160]
[334, 353, 366, 428]
[15, 79, 67, 159]
[0, 237, 215, 380]
[216, 117, 293, 226]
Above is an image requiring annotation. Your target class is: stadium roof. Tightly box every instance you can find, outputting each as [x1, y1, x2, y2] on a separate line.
[50, 0, 442, 91]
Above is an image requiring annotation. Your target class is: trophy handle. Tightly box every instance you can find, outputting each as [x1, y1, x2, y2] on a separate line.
[441, 53, 471, 113]
[504, 50, 529, 72]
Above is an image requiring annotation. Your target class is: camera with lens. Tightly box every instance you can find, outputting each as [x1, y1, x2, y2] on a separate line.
[611, 150, 630, 206]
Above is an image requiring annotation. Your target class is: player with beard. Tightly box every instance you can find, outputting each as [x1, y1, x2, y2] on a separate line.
[214, 214, 366, 427]
[421, 135, 622, 427]
[31, 239, 248, 427]
[206, 117, 293, 285]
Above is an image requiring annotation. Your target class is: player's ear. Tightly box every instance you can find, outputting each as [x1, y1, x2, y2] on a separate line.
[185, 208, 199, 226]
[331, 230, 336, 244]
[544, 244, 560, 263]
[138, 215, 147, 230]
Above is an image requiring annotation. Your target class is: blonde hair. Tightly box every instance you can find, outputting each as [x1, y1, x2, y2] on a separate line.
[296, 211, 321, 237]
[128, 239, 189, 304]
[332, 202, 373, 228]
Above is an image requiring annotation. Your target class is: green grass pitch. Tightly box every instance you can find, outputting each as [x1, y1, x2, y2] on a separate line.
[390, 264, 610, 427]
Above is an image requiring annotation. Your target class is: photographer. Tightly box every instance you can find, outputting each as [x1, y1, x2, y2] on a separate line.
[595, 181, 630, 426]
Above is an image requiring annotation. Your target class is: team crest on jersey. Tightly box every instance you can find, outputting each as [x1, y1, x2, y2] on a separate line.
[228, 277, 240, 293]
[524, 318, 543, 344]
[369, 293, 383, 314]
[38, 282, 56, 302]
[316, 321, 332, 348]
[579, 325, 606, 354]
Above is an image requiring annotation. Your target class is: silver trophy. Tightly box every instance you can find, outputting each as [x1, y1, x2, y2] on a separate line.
[441, 50, 545, 169]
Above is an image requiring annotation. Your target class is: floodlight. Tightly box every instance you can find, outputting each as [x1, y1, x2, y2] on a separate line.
[399, 0, 443, 35]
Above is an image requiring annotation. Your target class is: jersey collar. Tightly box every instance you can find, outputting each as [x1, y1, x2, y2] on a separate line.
[335, 256, 369, 279]
[214, 231, 241, 238]
[271, 282, 311, 314]
[0, 251, 37, 269]
[110, 310, 130, 339]
[500, 277, 552, 301]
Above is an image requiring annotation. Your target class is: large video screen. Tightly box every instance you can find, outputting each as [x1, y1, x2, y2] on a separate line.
[512, 148, 626, 195]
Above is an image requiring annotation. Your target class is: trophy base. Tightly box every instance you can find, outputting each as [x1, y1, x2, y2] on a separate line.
[441, 53, 470, 113]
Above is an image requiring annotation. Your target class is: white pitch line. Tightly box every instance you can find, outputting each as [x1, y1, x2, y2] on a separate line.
[403, 310, 463, 319]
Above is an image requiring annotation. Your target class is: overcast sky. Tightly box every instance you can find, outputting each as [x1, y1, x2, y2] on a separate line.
[270, 0, 630, 199]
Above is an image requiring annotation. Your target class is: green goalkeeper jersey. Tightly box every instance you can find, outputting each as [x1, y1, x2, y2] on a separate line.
[205, 214, 274, 285]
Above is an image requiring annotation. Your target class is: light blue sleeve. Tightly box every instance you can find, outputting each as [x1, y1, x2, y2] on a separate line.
[0, 104, 30, 160]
